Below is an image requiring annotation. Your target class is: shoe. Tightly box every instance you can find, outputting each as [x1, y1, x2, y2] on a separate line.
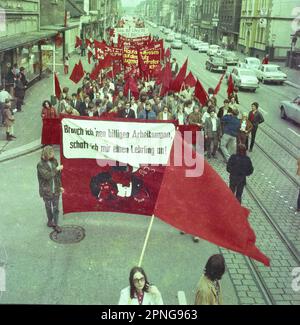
[180, 231, 185, 235]
[54, 225, 62, 233]
[193, 236, 200, 243]
[6, 133, 12, 141]
[10, 135, 16, 139]
[47, 220, 54, 228]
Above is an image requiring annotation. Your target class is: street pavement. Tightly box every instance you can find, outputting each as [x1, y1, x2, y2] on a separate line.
[1, 28, 300, 305]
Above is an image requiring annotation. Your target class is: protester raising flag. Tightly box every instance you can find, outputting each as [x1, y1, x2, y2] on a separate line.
[170, 59, 188, 93]
[54, 73, 61, 99]
[194, 79, 208, 106]
[227, 74, 235, 98]
[214, 73, 225, 96]
[69, 60, 85, 84]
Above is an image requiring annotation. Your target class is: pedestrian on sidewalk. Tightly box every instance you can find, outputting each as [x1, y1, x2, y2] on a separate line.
[118, 266, 164, 305]
[0, 85, 12, 126]
[248, 102, 264, 152]
[262, 54, 269, 65]
[37, 146, 64, 233]
[64, 55, 70, 75]
[3, 103, 16, 141]
[297, 158, 300, 212]
[226, 144, 254, 203]
[14, 73, 25, 112]
[195, 254, 225, 305]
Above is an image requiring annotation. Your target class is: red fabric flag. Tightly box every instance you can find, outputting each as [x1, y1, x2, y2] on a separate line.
[88, 50, 93, 64]
[165, 48, 171, 60]
[154, 132, 270, 266]
[99, 54, 112, 70]
[227, 74, 235, 98]
[124, 77, 139, 100]
[160, 61, 172, 97]
[214, 73, 225, 96]
[170, 59, 188, 93]
[94, 39, 106, 59]
[85, 38, 92, 48]
[194, 79, 208, 106]
[69, 60, 85, 84]
[54, 73, 62, 99]
[155, 66, 164, 85]
[90, 62, 102, 81]
[75, 36, 82, 49]
[138, 49, 148, 79]
[184, 71, 197, 88]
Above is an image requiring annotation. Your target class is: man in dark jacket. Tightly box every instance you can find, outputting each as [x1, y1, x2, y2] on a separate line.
[14, 74, 25, 112]
[118, 102, 136, 119]
[37, 146, 64, 233]
[248, 102, 264, 152]
[226, 144, 254, 203]
[220, 108, 240, 161]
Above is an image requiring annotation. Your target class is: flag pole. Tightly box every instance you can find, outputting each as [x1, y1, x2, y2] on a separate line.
[138, 214, 155, 267]
[53, 42, 56, 96]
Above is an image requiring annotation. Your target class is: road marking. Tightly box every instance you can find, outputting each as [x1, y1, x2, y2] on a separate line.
[288, 128, 300, 137]
[177, 291, 187, 305]
[258, 106, 268, 115]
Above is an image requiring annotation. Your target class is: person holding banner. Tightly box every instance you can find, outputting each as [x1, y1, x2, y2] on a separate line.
[37, 146, 64, 233]
[118, 266, 163, 305]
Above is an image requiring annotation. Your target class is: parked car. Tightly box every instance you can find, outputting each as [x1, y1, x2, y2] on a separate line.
[221, 51, 239, 65]
[198, 42, 209, 53]
[175, 33, 182, 40]
[181, 35, 189, 43]
[205, 56, 227, 72]
[230, 68, 259, 92]
[225, 65, 236, 79]
[280, 96, 300, 123]
[188, 38, 197, 48]
[190, 40, 202, 50]
[256, 64, 288, 84]
[207, 44, 221, 56]
[166, 33, 175, 42]
[243, 57, 261, 74]
[171, 39, 183, 49]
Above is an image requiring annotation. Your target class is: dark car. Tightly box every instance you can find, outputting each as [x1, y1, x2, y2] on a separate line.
[205, 56, 227, 72]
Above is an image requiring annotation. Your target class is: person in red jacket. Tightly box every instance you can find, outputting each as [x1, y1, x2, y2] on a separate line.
[41, 100, 57, 119]
[262, 54, 269, 64]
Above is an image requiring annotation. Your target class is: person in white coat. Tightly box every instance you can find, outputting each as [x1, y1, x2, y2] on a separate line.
[118, 266, 163, 305]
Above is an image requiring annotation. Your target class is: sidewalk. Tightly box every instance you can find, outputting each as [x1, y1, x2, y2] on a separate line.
[0, 52, 91, 159]
[234, 51, 300, 89]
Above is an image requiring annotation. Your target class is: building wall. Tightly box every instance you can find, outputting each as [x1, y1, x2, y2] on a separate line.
[40, 0, 65, 27]
[0, 0, 39, 38]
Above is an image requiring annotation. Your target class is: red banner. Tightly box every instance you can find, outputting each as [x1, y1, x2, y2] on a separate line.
[138, 46, 161, 76]
[118, 35, 151, 48]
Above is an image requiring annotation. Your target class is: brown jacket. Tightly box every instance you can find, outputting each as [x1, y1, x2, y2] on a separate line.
[195, 275, 223, 305]
[37, 158, 62, 199]
[188, 112, 202, 126]
[3, 107, 15, 127]
[157, 111, 173, 121]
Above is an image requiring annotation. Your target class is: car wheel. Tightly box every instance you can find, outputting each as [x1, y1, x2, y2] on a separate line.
[261, 78, 265, 84]
[280, 107, 287, 120]
[252, 88, 256, 93]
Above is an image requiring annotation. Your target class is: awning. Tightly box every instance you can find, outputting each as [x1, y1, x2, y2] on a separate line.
[40, 23, 80, 33]
[66, 0, 86, 18]
[0, 31, 57, 53]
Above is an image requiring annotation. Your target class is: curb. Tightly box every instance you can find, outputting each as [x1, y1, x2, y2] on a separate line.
[0, 139, 42, 163]
[284, 80, 300, 90]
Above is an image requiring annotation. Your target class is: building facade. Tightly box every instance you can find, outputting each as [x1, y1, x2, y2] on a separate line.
[200, 0, 220, 44]
[218, 0, 242, 50]
[238, 0, 299, 60]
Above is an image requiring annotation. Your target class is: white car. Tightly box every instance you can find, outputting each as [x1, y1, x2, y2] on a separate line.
[190, 40, 202, 50]
[207, 45, 221, 56]
[198, 42, 209, 53]
[174, 33, 182, 40]
[280, 96, 300, 123]
[171, 40, 183, 49]
[243, 57, 261, 74]
[230, 68, 259, 92]
[256, 64, 288, 84]
[165, 34, 175, 42]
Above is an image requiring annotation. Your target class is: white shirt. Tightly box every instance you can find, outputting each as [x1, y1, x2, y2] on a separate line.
[162, 112, 169, 121]
[211, 117, 217, 131]
[184, 106, 193, 116]
[118, 286, 164, 305]
[177, 112, 185, 125]
[202, 112, 210, 123]
[0, 90, 12, 103]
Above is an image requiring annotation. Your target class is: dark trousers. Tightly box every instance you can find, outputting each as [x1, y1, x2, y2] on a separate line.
[229, 178, 245, 203]
[298, 189, 300, 210]
[16, 97, 23, 111]
[43, 195, 60, 225]
[206, 132, 219, 157]
[250, 127, 258, 150]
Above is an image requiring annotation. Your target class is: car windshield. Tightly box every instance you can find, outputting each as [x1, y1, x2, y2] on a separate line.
[213, 58, 224, 64]
[265, 66, 280, 72]
[210, 45, 219, 50]
[240, 70, 256, 77]
[247, 58, 260, 66]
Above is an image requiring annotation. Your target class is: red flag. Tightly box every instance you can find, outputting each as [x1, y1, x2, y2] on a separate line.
[99, 54, 112, 70]
[54, 73, 61, 99]
[170, 59, 188, 93]
[94, 39, 105, 59]
[165, 48, 171, 60]
[90, 62, 102, 81]
[227, 74, 235, 98]
[154, 132, 270, 266]
[75, 36, 82, 49]
[85, 38, 92, 48]
[155, 66, 164, 85]
[69, 60, 85, 84]
[138, 49, 148, 79]
[160, 61, 172, 97]
[88, 50, 93, 64]
[124, 77, 139, 100]
[184, 72, 197, 88]
[194, 79, 208, 106]
[214, 73, 225, 96]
